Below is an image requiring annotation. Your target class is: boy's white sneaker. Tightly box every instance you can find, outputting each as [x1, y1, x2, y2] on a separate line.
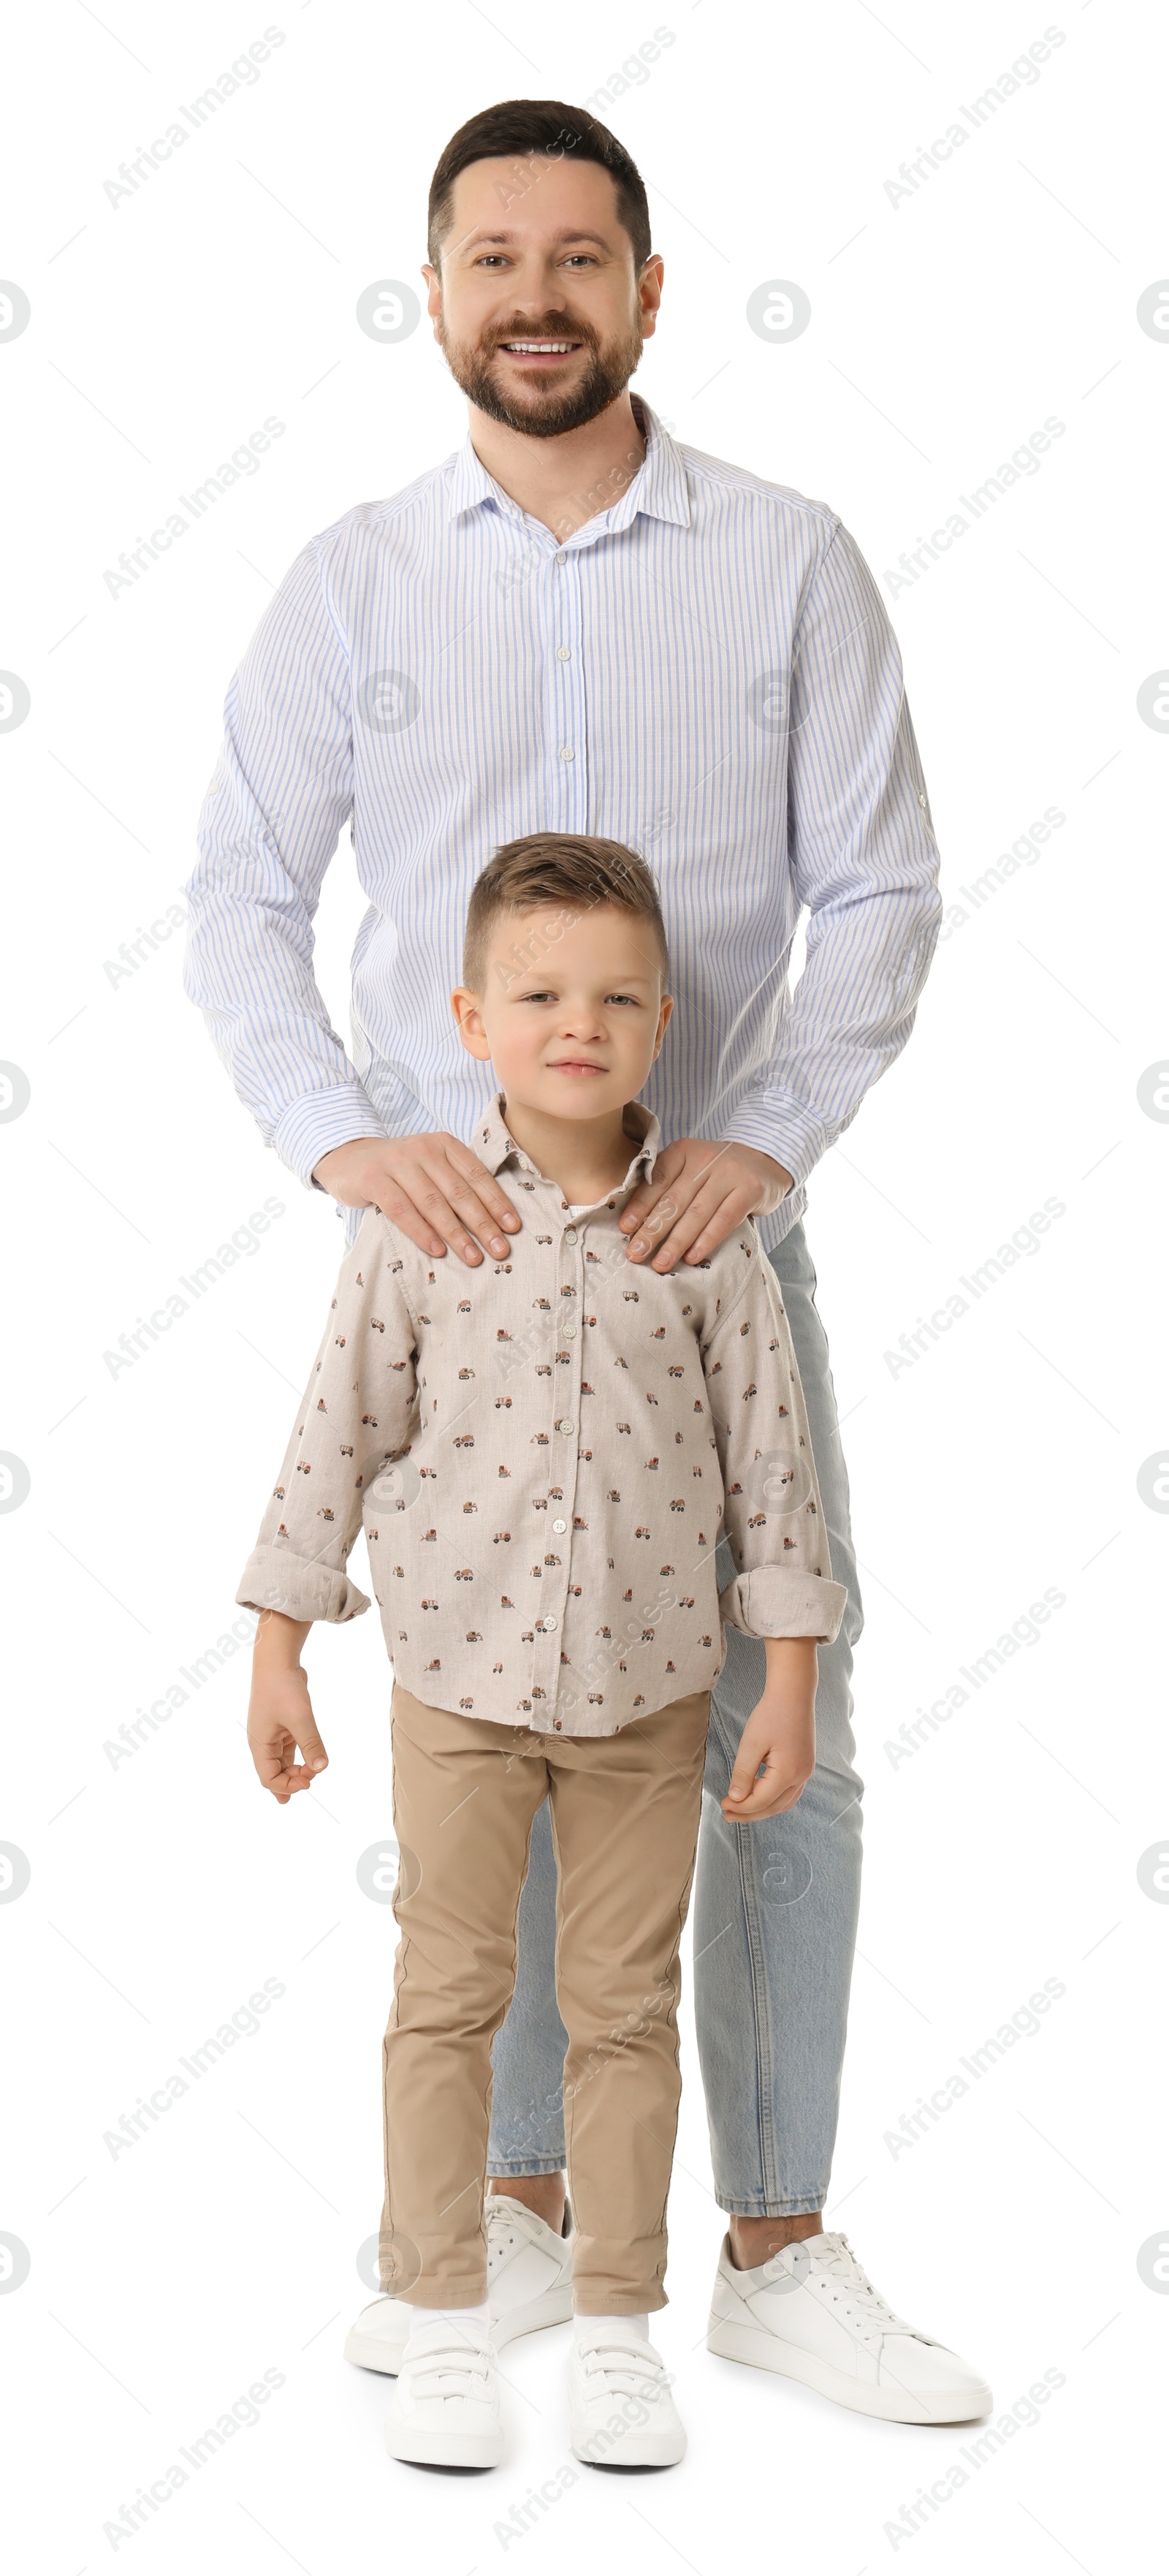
[346, 2195, 574, 2376]
[383, 2319, 503, 2469]
[569, 2326, 686, 2467]
[707, 2230, 993, 2423]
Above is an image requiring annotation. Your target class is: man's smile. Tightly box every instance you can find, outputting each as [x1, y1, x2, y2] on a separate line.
[496, 338, 584, 365]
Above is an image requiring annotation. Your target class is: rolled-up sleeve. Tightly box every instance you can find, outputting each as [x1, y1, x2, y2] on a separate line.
[703, 1243, 848, 1643]
[236, 1211, 419, 1623]
[183, 534, 388, 1188]
[722, 520, 943, 1189]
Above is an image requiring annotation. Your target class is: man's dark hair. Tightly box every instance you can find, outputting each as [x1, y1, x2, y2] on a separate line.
[463, 832, 669, 996]
[428, 99, 652, 273]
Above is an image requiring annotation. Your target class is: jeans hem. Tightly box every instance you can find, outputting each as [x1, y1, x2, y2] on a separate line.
[487, 2157, 566, 2179]
[716, 2195, 827, 2219]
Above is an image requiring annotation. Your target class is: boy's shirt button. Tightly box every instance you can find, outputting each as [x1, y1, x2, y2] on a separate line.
[557, 1418, 575, 1435]
[538, 1616, 558, 1633]
[563, 1227, 577, 1245]
[552, 1517, 567, 1532]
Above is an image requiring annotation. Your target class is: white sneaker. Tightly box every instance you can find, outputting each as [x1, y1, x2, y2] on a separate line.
[707, 2230, 993, 2424]
[383, 2319, 503, 2469]
[569, 2327, 686, 2467]
[346, 2195, 574, 2376]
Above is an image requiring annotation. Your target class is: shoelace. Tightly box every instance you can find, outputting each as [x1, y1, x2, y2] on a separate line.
[486, 2197, 568, 2271]
[487, 2202, 531, 2271]
[769, 2234, 913, 2341]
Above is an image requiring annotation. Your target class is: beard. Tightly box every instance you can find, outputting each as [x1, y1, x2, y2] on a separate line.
[436, 309, 644, 438]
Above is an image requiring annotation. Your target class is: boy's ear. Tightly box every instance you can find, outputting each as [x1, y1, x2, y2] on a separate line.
[450, 985, 492, 1061]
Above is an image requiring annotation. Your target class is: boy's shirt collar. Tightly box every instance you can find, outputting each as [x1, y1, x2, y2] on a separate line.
[474, 1088, 661, 1216]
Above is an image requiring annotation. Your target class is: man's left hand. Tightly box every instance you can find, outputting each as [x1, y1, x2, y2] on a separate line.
[618, 1139, 793, 1269]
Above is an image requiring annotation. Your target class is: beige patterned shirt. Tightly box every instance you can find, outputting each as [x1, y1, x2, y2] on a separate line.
[236, 1091, 847, 1736]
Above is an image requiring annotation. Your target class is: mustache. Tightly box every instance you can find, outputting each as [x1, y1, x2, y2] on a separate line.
[483, 316, 598, 351]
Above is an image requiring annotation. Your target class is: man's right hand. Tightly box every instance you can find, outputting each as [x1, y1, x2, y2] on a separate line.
[312, 1133, 522, 1264]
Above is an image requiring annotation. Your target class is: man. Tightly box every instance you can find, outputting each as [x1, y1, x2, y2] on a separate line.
[186, 97, 990, 2425]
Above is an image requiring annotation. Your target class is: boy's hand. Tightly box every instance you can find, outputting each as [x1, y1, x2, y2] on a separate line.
[720, 1637, 818, 1822]
[247, 1610, 328, 1804]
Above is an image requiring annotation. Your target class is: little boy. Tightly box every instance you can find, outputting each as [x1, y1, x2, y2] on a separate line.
[238, 832, 846, 2470]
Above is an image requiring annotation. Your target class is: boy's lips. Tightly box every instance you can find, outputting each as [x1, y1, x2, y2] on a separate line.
[549, 1058, 606, 1074]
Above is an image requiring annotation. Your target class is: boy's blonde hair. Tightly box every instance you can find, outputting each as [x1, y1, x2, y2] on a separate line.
[462, 832, 670, 995]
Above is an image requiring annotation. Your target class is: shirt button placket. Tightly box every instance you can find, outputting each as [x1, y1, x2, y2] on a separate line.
[545, 1216, 583, 1720]
[550, 548, 586, 829]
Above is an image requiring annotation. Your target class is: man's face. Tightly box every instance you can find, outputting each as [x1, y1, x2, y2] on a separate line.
[424, 155, 662, 438]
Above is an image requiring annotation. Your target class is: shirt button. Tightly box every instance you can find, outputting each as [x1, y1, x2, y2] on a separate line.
[540, 1615, 558, 1633]
[563, 1226, 577, 1245]
[561, 1321, 576, 1339]
[556, 644, 571, 661]
[557, 1418, 575, 1436]
[559, 745, 575, 762]
[552, 1517, 567, 1532]
[554, 551, 568, 565]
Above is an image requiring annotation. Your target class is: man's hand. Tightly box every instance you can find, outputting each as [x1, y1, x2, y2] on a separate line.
[720, 1638, 817, 1822]
[248, 1608, 329, 1804]
[618, 1138, 793, 1271]
[312, 1133, 522, 1266]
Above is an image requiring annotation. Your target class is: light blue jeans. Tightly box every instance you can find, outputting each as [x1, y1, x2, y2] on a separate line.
[485, 1218, 865, 2217]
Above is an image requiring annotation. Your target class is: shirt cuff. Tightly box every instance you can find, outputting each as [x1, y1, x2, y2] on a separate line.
[272, 1086, 389, 1193]
[235, 1546, 371, 1623]
[719, 1568, 848, 1644]
[719, 1091, 834, 1193]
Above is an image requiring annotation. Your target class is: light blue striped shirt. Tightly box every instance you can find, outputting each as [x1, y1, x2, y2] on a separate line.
[184, 395, 941, 1257]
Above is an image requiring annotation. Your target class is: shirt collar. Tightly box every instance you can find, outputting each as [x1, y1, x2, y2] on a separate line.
[446, 395, 690, 535]
[475, 1087, 661, 1209]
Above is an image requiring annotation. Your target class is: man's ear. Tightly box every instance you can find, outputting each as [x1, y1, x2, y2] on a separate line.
[422, 262, 443, 329]
[450, 985, 492, 1061]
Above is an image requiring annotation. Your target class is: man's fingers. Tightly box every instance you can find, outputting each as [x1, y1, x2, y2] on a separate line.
[630, 1182, 753, 1270]
[618, 1144, 689, 1231]
[670, 1191, 758, 1266]
[443, 1146, 523, 1232]
[381, 1147, 522, 1265]
[380, 1179, 490, 1266]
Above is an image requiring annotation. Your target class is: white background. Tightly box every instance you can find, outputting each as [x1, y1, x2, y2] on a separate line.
[1, 2, 1165, 2568]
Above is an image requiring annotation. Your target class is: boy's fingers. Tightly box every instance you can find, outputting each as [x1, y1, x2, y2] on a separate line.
[724, 1741, 766, 1807]
[297, 1720, 328, 1773]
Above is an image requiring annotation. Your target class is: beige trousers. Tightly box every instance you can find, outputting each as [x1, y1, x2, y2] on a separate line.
[380, 1682, 711, 2315]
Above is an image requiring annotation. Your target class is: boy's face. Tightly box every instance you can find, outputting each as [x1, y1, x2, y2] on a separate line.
[451, 902, 672, 1124]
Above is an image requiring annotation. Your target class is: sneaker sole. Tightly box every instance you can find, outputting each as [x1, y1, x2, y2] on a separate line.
[572, 2431, 687, 2468]
[347, 2285, 574, 2377]
[706, 2314, 992, 2424]
[384, 2417, 503, 2469]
